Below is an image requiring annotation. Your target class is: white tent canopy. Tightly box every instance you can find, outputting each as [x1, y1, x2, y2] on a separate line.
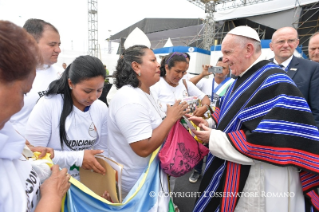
[124, 27, 151, 49]
[163, 38, 173, 47]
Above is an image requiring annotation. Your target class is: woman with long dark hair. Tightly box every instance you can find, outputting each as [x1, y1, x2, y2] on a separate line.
[108, 45, 188, 201]
[26, 55, 108, 180]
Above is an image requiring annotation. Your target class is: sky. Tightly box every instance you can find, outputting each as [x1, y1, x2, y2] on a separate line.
[0, 0, 205, 54]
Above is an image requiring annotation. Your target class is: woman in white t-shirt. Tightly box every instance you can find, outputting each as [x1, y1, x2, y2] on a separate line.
[108, 45, 188, 197]
[0, 20, 70, 212]
[26, 55, 108, 180]
[150, 53, 211, 204]
[151, 52, 211, 117]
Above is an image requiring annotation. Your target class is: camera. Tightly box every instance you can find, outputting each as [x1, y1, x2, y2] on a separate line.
[208, 66, 223, 74]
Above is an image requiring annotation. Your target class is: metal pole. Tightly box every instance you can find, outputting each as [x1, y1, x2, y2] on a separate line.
[88, 0, 98, 57]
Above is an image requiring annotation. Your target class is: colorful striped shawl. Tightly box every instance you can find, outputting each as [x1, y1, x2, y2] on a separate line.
[195, 60, 319, 212]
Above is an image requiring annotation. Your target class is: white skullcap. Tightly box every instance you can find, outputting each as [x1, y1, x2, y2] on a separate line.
[228, 26, 260, 42]
[124, 27, 151, 49]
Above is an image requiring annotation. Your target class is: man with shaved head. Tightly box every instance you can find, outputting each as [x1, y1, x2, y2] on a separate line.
[270, 27, 319, 128]
[309, 32, 319, 63]
[190, 26, 319, 212]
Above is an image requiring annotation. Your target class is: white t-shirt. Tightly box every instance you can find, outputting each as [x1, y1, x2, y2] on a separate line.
[106, 84, 117, 105]
[150, 77, 206, 112]
[196, 77, 219, 97]
[0, 122, 40, 212]
[182, 73, 196, 80]
[25, 94, 108, 180]
[10, 64, 63, 137]
[107, 85, 165, 193]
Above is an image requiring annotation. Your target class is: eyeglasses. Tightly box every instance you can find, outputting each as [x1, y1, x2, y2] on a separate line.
[275, 39, 298, 45]
[166, 52, 187, 64]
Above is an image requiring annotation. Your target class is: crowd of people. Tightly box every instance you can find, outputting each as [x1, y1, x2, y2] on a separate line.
[2, 16, 319, 212]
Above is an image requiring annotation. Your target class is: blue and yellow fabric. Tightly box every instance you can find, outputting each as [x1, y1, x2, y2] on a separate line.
[61, 147, 174, 212]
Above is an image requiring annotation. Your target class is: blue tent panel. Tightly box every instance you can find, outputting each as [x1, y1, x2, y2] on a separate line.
[153, 46, 210, 55]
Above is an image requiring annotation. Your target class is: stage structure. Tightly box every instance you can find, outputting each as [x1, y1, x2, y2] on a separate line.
[88, 0, 98, 57]
[293, 2, 319, 55]
[186, 0, 271, 50]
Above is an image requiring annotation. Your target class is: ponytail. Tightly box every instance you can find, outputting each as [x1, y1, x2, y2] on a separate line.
[160, 55, 168, 77]
[114, 45, 149, 89]
[46, 65, 74, 148]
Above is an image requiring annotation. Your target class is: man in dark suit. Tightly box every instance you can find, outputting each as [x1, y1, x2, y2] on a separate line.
[270, 26, 319, 128]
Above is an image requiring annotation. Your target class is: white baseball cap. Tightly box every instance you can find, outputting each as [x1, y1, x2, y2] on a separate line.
[228, 26, 260, 42]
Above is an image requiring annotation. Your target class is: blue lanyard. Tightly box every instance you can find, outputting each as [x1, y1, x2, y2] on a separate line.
[211, 77, 232, 101]
[211, 80, 215, 102]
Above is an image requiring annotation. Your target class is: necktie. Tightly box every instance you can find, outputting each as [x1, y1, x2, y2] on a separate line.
[279, 64, 285, 70]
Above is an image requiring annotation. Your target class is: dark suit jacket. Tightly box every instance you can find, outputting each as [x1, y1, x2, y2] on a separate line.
[270, 56, 319, 128]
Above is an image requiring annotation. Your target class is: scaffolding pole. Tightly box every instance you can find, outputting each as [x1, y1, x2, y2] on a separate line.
[88, 0, 98, 57]
[203, 1, 216, 50]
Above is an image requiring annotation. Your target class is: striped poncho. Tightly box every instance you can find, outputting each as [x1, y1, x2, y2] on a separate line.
[194, 60, 319, 212]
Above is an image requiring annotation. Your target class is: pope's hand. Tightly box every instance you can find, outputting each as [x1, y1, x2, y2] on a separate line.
[191, 125, 211, 144]
[186, 115, 209, 128]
